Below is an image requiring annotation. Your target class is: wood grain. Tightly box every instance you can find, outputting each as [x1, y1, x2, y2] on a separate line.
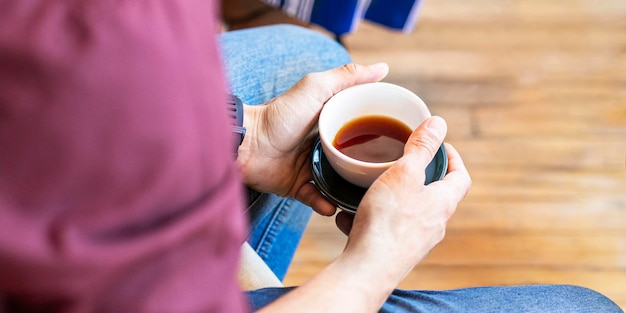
[283, 0, 626, 310]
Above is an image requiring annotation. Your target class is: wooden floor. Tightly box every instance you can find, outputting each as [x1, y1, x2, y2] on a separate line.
[283, 0, 626, 310]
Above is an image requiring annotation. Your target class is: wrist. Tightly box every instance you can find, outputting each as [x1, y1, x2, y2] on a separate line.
[300, 250, 402, 312]
[236, 104, 262, 185]
[342, 237, 412, 285]
[257, 241, 407, 313]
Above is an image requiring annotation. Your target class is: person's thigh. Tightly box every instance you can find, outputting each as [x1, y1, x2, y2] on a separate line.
[218, 25, 351, 279]
[219, 24, 351, 104]
[246, 285, 623, 313]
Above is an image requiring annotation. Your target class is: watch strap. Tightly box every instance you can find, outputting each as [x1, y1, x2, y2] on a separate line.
[227, 94, 246, 157]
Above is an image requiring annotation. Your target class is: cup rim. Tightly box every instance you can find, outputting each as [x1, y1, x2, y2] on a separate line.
[319, 82, 429, 169]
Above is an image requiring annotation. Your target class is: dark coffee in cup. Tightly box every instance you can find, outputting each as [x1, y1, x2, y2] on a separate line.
[332, 115, 412, 163]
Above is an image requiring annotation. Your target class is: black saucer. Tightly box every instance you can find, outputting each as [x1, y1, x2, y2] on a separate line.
[311, 138, 448, 214]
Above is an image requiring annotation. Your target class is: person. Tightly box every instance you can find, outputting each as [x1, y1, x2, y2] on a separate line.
[0, 1, 621, 313]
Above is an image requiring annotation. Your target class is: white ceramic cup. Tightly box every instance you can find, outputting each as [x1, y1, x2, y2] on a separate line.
[318, 82, 432, 188]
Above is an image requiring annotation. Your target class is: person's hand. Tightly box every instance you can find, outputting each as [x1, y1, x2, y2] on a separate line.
[258, 117, 471, 313]
[237, 63, 389, 216]
[338, 116, 472, 278]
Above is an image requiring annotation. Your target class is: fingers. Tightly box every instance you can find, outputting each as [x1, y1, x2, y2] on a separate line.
[402, 116, 448, 171]
[335, 211, 354, 236]
[289, 63, 390, 105]
[417, 143, 471, 219]
[443, 143, 468, 177]
[295, 182, 337, 216]
[437, 143, 472, 203]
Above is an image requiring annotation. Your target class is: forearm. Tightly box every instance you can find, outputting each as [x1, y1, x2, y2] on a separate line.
[258, 247, 407, 313]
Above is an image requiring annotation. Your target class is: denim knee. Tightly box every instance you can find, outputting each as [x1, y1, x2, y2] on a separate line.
[219, 24, 351, 105]
[551, 285, 623, 312]
[258, 24, 351, 67]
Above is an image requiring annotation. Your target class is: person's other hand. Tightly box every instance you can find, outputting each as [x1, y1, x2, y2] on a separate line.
[339, 116, 471, 278]
[237, 63, 389, 216]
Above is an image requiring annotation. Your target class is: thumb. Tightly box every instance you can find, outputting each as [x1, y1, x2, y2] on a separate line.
[403, 116, 447, 168]
[285, 63, 390, 105]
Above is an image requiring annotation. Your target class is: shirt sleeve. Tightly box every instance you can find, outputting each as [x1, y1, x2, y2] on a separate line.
[0, 1, 248, 312]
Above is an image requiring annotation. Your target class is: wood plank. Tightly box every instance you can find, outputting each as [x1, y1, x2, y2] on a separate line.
[449, 139, 626, 168]
[285, 216, 626, 263]
[462, 168, 625, 201]
[449, 202, 626, 233]
[384, 77, 626, 108]
[351, 50, 626, 80]
[473, 100, 626, 139]
[424, 233, 626, 267]
[417, 0, 626, 24]
[348, 22, 626, 52]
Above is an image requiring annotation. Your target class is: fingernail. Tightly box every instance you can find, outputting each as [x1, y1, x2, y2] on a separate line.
[424, 116, 446, 140]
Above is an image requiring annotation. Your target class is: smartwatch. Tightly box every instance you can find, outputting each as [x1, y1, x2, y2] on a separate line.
[227, 94, 246, 157]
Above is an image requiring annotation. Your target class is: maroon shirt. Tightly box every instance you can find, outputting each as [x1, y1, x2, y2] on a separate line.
[0, 1, 248, 312]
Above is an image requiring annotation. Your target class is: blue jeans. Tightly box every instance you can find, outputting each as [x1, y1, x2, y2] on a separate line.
[219, 25, 623, 313]
[220, 24, 352, 281]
